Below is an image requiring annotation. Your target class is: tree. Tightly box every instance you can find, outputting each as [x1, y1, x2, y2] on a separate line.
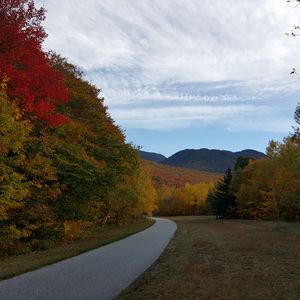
[234, 156, 251, 172]
[0, 81, 31, 217]
[232, 139, 300, 221]
[0, 0, 69, 126]
[137, 164, 158, 216]
[210, 168, 237, 219]
[292, 103, 300, 139]
[0, 80, 32, 251]
[295, 104, 300, 124]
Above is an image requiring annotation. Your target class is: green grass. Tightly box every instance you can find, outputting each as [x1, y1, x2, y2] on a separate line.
[0, 218, 155, 281]
[117, 216, 300, 300]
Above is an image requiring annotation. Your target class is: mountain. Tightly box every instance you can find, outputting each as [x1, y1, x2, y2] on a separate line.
[162, 148, 265, 173]
[139, 150, 167, 163]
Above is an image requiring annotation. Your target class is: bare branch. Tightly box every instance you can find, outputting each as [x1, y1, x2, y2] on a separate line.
[285, 25, 300, 36]
[287, 0, 300, 7]
[290, 68, 300, 79]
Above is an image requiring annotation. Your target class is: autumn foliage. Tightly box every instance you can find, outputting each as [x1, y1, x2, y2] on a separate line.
[0, 0, 69, 126]
[231, 139, 300, 221]
[2, 0, 300, 257]
[206, 138, 300, 221]
[141, 160, 218, 216]
[0, 0, 156, 255]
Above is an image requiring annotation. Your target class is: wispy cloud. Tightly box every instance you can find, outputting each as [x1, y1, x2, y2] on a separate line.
[41, 0, 300, 80]
[110, 104, 290, 132]
[38, 0, 300, 132]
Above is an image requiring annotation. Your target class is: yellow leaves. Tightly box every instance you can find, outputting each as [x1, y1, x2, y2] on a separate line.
[85, 201, 106, 222]
[184, 182, 214, 205]
[256, 191, 277, 220]
[154, 181, 213, 216]
[0, 224, 34, 245]
[88, 156, 107, 170]
[136, 163, 158, 216]
[0, 81, 32, 154]
[234, 137, 300, 220]
[63, 220, 92, 242]
[0, 162, 30, 221]
[146, 203, 158, 215]
[24, 154, 58, 183]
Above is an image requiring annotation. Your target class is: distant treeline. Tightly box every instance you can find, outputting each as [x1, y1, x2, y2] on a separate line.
[150, 134, 300, 221]
[143, 125, 300, 221]
[207, 137, 300, 221]
[141, 160, 218, 216]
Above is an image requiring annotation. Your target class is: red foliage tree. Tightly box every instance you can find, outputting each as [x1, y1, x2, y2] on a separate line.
[0, 0, 69, 126]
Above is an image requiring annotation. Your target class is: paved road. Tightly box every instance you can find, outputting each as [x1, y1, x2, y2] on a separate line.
[0, 218, 176, 300]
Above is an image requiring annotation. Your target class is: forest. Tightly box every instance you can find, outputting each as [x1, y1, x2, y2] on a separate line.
[0, 0, 157, 255]
[207, 134, 300, 221]
[1, 0, 300, 258]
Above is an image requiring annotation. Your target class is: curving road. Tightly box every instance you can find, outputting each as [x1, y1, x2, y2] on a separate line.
[0, 218, 176, 300]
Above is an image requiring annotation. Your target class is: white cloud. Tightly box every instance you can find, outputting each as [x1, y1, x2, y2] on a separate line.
[38, 0, 300, 132]
[109, 104, 289, 132]
[40, 0, 300, 82]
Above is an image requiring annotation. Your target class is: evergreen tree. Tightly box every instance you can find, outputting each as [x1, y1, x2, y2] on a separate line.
[292, 104, 300, 139]
[211, 168, 237, 219]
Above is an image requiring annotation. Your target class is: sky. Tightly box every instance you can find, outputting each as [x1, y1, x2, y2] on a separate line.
[38, 0, 300, 157]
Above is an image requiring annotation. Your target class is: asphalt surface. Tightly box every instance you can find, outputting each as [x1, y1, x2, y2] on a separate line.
[0, 218, 176, 300]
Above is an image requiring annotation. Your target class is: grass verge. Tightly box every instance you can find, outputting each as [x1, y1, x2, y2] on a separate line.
[117, 216, 300, 300]
[0, 218, 155, 281]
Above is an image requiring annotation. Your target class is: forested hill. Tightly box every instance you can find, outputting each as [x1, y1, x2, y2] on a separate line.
[139, 151, 167, 163]
[163, 149, 265, 173]
[141, 149, 265, 173]
[142, 159, 220, 188]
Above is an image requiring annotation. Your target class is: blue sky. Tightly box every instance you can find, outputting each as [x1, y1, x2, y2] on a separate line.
[39, 0, 300, 156]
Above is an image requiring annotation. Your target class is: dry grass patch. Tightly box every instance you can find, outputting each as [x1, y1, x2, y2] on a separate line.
[117, 216, 300, 300]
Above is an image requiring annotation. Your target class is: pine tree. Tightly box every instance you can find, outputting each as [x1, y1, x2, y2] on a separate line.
[211, 168, 237, 219]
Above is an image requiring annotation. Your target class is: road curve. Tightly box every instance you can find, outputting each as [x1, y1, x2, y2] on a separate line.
[0, 218, 176, 300]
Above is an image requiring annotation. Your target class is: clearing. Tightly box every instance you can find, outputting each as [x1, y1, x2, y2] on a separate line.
[118, 216, 300, 300]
